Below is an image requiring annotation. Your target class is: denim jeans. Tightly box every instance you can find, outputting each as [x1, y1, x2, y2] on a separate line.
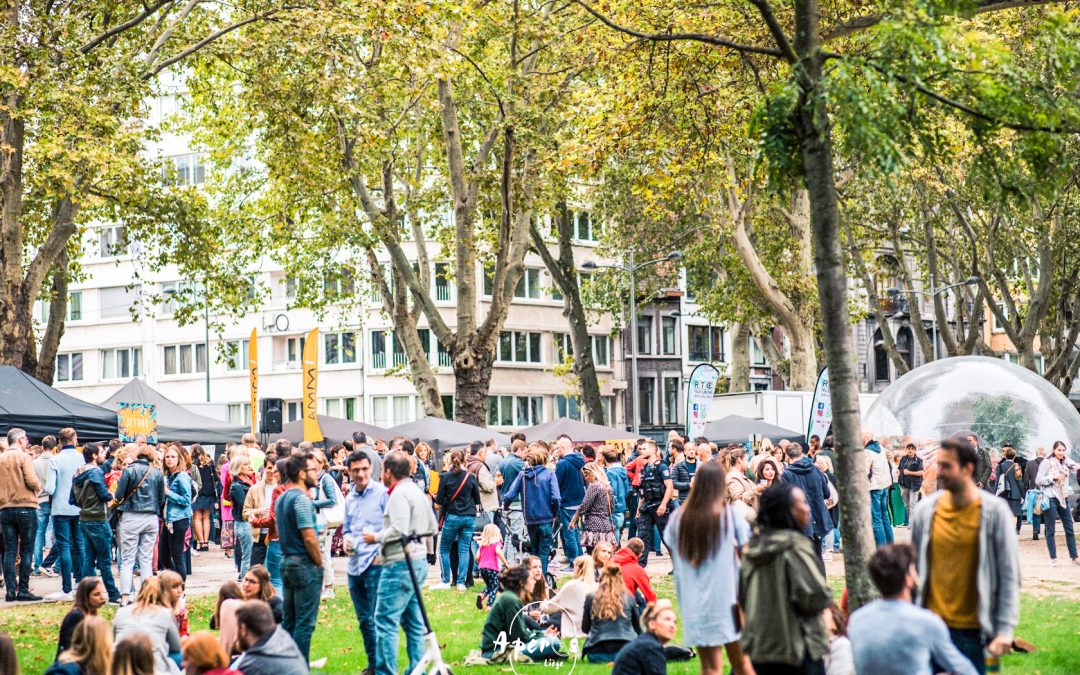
[559, 505, 581, 560]
[347, 564, 383, 667]
[1, 508, 37, 596]
[943, 627, 985, 675]
[374, 558, 428, 675]
[526, 522, 552, 576]
[1043, 497, 1078, 561]
[33, 501, 51, 570]
[870, 489, 894, 547]
[265, 540, 283, 595]
[52, 515, 84, 594]
[281, 554, 322, 660]
[233, 521, 253, 578]
[439, 513, 475, 585]
[611, 513, 625, 547]
[79, 520, 120, 601]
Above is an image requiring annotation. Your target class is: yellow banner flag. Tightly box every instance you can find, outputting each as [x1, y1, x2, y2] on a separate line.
[248, 328, 258, 435]
[302, 327, 322, 442]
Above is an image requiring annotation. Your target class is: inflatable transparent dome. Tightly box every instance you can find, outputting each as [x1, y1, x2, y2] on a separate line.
[863, 356, 1080, 459]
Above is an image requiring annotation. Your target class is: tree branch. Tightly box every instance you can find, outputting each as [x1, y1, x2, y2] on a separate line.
[824, 0, 1067, 41]
[143, 10, 283, 79]
[80, 0, 175, 53]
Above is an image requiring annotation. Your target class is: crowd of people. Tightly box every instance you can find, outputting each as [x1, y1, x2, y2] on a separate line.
[0, 421, 1074, 674]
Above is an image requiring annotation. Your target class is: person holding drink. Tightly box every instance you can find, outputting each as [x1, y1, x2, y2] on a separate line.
[342, 450, 388, 673]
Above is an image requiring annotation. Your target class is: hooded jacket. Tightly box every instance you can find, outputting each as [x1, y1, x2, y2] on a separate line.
[502, 465, 561, 525]
[555, 451, 586, 507]
[605, 463, 630, 513]
[780, 456, 833, 537]
[865, 441, 893, 491]
[739, 529, 831, 667]
[232, 625, 309, 675]
[498, 453, 525, 504]
[70, 464, 113, 521]
[611, 546, 656, 603]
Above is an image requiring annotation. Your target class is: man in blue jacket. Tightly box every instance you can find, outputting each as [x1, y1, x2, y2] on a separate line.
[600, 447, 630, 546]
[502, 448, 561, 576]
[780, 442, 833, 564]
[553, 435, 585, 562]
[70, 442, 121, 603]
[44, 428, 86, 599]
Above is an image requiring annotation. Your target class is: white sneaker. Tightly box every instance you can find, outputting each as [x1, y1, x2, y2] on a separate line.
[822, 550, 834, 562]
[45, 591, 74, 602]
[309, 657, 327, 669]
[1051, 558, 1059, 567]
[429, 582, 452, 590]
[1073, 558, 1080, 566]
[321, 588, 334, 600]
[455, 584, 466, 592]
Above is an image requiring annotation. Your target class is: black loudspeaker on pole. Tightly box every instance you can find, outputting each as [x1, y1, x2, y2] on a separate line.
[259, 397, 284, 434]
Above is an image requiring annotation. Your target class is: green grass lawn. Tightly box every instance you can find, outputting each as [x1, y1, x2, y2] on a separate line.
[2, 578, 1077, 674]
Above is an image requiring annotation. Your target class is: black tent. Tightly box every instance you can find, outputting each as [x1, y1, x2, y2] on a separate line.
[522, 417, 634, 443]
[268, 415, 390, 447]
[0, 366, 118, 442]
[101, 378, 248, 445]
[387, 416, 510, 453]
[704, 414, 803, 445]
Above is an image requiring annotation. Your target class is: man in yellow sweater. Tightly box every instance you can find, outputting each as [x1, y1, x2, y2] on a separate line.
[910, 433, 1019, 675]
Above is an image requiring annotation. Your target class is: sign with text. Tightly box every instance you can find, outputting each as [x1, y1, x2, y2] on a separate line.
[807, 367, 832, 444]
[302, 327, 322, 442]
[685, 363, 721, 440]
[117, 403, 157, 444]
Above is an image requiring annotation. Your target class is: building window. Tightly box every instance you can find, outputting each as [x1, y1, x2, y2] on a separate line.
[99, 226, 129, 257]
[160, 280, 195, 316]
[498, 331, 542, 363]
[689, 326, 725, 362]
[487, 395, 543, 426]
[392, 395, 418, 425]
[992, 303, 1007, 333]
[638, 378, 655, 425]
[286, 336, 306, 365]
[101, 347, 141, 380]
[442, 395, 455, 420]
[751, 337, 767, 366]
[56, 353, 83, 383]
[573, 210, 598, 242]
[897, 327, 914, 370]
[163, 343, 206, 376]
[228, 403, 252, 425]
[602, 396, 614, 426]
[872, 329, 889, 382]
[555, 395, 582, 421]
[372, 396, 389, 427]
[371, 331, 387, 369]
[286, 401, 301, 423]
[554, 333, 572, 362]
[324, 397, 356, 420]
[434, 262, 452, 301]
[68, 292, 82, 321]
[663, 376, 680, 425]
[661, 316, 677, 355]
[100, 285, 141, 320]
[437, 339, 452, 368]
[285, 276, 298, 302]
[224, 339, 250, 371]
[636, 316, 653, 355]
[324, 332, 357, 365]
[163, 153, 206, 186]
[514, 269, 542, 299]
[592, 335, 610, 367]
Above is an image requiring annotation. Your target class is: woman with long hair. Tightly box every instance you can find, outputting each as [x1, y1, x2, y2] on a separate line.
[664, 461, 753, 675]
[310, 448, 342, 599]
[57, 578, 107, 657]
[581, 564, 641, 663]
[756, 458, 782, 492]
[591, 540, 614, 574]
[227, 455, 256, 580]
[111, 634, 155, 675]
[543, 555, 597, 638]
[219, 446, 248, 560]
[740, 483, 832, 674]
[0, 632, 18, 675]
[433, 448, 481, 590]
[180, 631, 242, 675]
[240, 564, 283, 624]
[479, 565, 565, 662]
[725, 447, 758, 513]
[158, 571, 188, 638]
[161, 446, 193, 580]
[1036, 440, 1079, 566]
[47, 615, 113, 675]
[611, 602, 679, 675]
[575, 463, 617, 552]
[416, 442, 435, 471]
[190, 445, 217, 553]
[112, 577, 182, 675]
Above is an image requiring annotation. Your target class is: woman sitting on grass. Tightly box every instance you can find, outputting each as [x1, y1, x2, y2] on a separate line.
[47, 616, 113, 675]
[57, 578, 108, 658]
[581, 564, 641, 663]
[480, 565, 566, 663]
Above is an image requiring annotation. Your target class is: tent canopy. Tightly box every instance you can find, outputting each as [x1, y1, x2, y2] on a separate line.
[704, 414, 803, 445]
[268, 416, 390, 447]
[102, 378, 248, 445]
[387, 416, 510, 452]
[522, 417, 634, 443]
[0, 366, 118, 442]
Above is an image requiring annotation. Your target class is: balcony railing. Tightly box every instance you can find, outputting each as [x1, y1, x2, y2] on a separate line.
[371, 353, 386, 370]
[435, 284, 451, 302]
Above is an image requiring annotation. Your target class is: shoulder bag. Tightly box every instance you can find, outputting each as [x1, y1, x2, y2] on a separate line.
[438, 473, 469, 529]
[109, 465, 151, 511]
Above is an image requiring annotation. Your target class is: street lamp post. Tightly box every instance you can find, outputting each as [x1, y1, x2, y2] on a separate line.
[583, 248, 682, 436]
[164, 284, 212, 402]
[888, 275, 980, 361]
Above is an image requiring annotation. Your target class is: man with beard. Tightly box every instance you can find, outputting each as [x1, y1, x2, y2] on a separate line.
[274, 451, 324, 661]
[910, 433, 1018, 674]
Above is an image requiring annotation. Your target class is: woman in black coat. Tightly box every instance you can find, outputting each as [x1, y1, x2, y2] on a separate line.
[997, 446, 1026, 533]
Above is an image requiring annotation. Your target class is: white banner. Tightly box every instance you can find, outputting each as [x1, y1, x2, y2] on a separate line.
[685, 363, 721, 440]
[807, 367, 832, 443]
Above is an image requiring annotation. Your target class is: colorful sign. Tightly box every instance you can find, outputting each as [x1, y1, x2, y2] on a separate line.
[248, 328, 258, 435]
[302, 327, 322, 442]
[117, 403, 157, 444]
[685, 363, 721, 440]
[807, 367, 832, 443]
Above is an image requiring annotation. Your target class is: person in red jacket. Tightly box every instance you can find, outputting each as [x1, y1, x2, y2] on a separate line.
[611, 538, 655, 604]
